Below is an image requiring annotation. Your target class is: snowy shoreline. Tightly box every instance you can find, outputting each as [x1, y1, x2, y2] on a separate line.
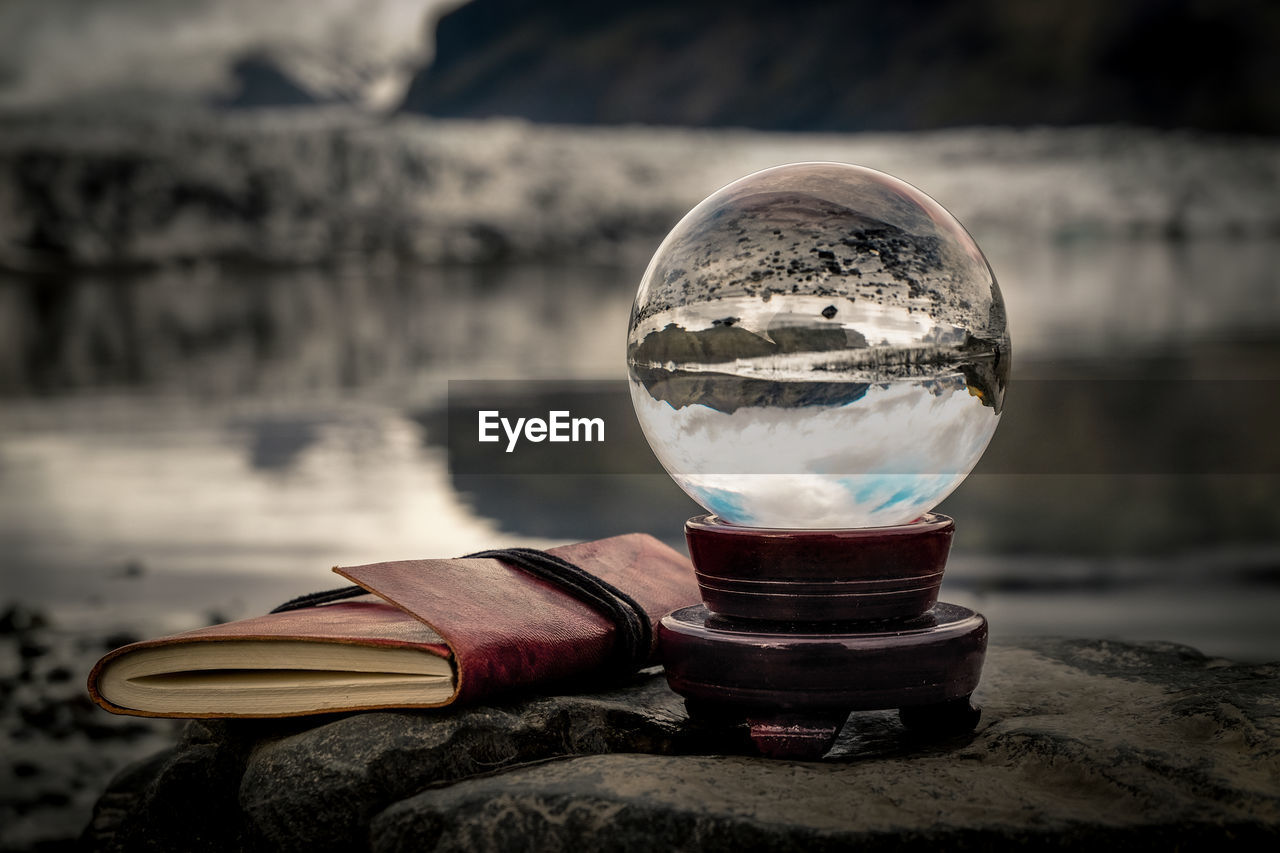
[2, 112, 1278, 272]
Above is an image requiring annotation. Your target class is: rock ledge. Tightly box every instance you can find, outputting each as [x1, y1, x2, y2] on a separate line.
[84, 639, 1280, 851]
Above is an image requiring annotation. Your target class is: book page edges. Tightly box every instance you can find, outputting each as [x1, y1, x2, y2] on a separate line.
[89, 633, 458, 719]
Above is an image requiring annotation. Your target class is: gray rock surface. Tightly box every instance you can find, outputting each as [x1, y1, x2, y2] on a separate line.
[83, 639, 1280, 852]
[235, 673, 717, 853]
[82, 670, 733, 853]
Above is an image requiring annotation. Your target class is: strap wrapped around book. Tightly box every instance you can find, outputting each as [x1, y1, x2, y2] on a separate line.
[272, 547, 653, 672]
[88, 533, 699, 718]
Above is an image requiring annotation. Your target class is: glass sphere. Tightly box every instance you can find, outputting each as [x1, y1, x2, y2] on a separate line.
[627, 162, 1010, 529]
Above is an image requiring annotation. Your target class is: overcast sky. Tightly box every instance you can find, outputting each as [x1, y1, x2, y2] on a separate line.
[0, 0, 463, 110]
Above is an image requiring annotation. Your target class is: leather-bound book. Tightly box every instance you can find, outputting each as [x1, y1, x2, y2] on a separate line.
[88, 534, 698, 718]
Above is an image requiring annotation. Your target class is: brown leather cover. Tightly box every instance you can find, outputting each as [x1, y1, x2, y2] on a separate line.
[88, 533, 698, 718]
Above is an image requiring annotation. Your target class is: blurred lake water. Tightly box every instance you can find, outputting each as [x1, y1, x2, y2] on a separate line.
[0, 117, 1276, 664]
[2, 234, 1279, 660]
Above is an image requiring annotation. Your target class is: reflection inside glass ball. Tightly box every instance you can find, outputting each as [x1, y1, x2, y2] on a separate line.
[627, 162, 1010, 529]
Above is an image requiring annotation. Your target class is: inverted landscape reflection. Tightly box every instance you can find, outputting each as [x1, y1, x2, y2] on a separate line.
[627, 163, 1008, 527]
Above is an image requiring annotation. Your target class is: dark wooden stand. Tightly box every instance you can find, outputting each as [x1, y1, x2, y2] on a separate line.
[659, 514, 987, 759]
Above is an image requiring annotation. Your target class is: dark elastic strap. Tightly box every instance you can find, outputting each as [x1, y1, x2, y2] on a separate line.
[270, 547, 652, 672]
[271, 584, 368, 613]
[463, 547, 652, 671]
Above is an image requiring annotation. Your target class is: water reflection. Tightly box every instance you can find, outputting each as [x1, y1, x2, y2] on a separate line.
[0, 243, 1279, 659]
[0, 262, 631, 397]
[0, 398, 535, 630]
[3, 235, 1280, 397]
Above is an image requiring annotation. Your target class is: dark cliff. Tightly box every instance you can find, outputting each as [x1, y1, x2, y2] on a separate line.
[401, 0, 1280, 134]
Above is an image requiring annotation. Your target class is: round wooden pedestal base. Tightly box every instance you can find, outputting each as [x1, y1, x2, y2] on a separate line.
[660, 602, 988, 759]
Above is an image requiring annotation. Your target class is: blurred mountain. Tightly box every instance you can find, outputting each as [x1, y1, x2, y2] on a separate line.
[0, 0, 453, 113]
[214, 56, 329, 109]
[402, 0, 1280, 135]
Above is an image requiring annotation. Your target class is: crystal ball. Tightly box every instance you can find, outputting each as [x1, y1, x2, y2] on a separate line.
[627, 162, 1010, 529]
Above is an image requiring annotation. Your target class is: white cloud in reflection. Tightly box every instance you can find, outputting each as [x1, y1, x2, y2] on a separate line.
[631, 376, 999, 528]
[0, 398, 541, 584]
